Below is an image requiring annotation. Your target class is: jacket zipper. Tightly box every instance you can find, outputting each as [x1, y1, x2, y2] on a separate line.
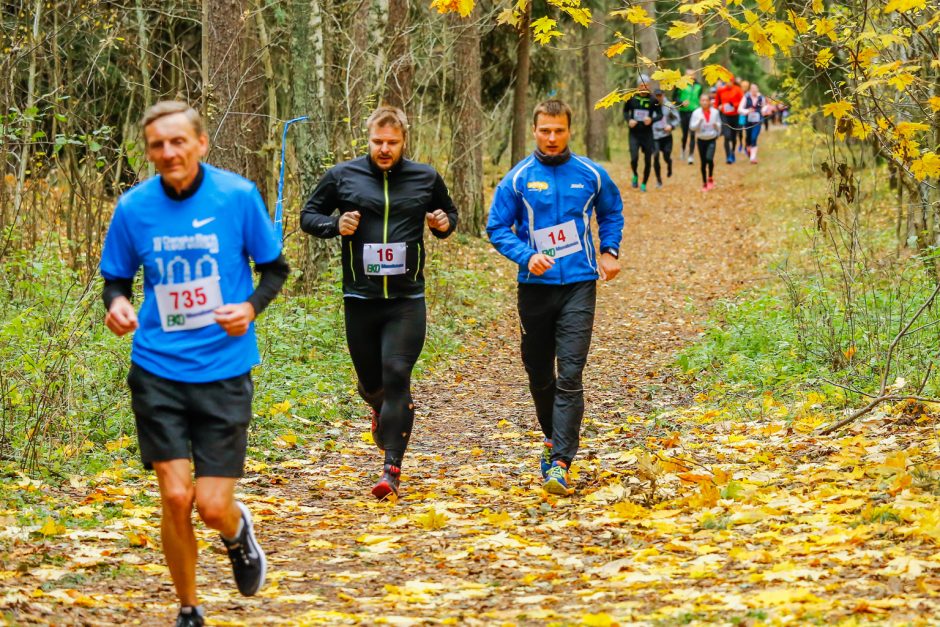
[553, 166, 563, 284]
[383, 171, 390, 299]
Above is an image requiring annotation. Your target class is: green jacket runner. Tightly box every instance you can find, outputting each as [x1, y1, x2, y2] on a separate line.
[673, 81, 703, 113]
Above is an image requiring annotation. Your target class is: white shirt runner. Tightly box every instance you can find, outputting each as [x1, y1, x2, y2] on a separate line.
[154, 275, 223, 332]
[533, 220, 583, 259]
[363, 242, 407, 275]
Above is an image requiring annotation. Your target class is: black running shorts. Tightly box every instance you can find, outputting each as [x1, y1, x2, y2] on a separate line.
[127, 363, 253, 477]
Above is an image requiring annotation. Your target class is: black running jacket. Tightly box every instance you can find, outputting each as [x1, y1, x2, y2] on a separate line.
[300, 155, 458, 299]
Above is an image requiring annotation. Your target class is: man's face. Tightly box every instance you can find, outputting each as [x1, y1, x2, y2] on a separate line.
[144, 113, 207, 190]
[533, 114, 570, 155]
[700, 94, 711, 109]
[369, 124, 405, 171]
[685, 68, 696, 78]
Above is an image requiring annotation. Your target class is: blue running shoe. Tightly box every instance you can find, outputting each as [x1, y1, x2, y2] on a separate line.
[540, 439, 553, 479]
[543, 461, 574, 496]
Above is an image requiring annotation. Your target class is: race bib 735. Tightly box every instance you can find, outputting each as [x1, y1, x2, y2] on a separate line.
[154, 276, 223, 332]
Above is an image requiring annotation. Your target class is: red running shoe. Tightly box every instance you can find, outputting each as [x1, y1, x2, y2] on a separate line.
[372, 464, 401, 500]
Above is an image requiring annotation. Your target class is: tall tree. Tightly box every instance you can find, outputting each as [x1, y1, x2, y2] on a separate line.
[384, 0, 413, 109]
[203, 0, 267, 195]
[582, 2, 609, 161]
[510, 1, 531, 165]
[635, 0, 660, 76]
[449, 7, 485, 235]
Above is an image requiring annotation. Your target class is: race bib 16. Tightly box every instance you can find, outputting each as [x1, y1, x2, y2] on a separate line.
[363, 242, 407, 275]
[533, 220, 583, 259]
[154, 275, 223, 332]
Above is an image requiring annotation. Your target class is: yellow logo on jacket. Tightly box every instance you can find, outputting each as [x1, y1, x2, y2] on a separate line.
[527, 181, 549, 191]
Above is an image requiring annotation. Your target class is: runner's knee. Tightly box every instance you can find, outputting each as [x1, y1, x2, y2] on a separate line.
[195, 494, 233, 529]
[161, 484, 195, 516]
[382, 358, 413, 391]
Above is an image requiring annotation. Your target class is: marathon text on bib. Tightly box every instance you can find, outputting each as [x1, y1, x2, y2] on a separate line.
[533, 220, 583, 259]
[632, 109, 649, 122]
[363, 242, 407, 276]
[154, 275, 223, 332]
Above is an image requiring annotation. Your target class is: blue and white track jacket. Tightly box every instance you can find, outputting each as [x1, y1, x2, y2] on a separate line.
[486, 152, 624, 285]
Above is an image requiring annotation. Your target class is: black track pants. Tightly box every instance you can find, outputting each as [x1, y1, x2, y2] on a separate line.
[721, 113, 738, 159]
[344, 297, 426, 467]
[679, 110, 695, 156]
[518, 281, 596, 467]
[628, 132, 654, 184]
[697, 138, 716, 184]
[653, 135, 674, 183]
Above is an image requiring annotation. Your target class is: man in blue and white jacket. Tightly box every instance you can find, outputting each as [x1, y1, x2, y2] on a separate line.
[487, 99, 624, 496]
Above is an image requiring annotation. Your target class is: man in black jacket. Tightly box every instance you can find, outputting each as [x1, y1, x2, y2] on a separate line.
[622, 74, 663, 192]
[301, 105, 458, 499]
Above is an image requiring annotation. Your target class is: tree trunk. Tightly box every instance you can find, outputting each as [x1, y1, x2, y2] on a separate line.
[203, 0, 267, 195]
[383, 0, 413, 110]
[683, 12, 703, 72]
[510, 2, 531, 166]
[635, 0, 660, 76]
[12, 0, 43, 224]
[582, 2, 609, 161]
[449, 7, 485, 235]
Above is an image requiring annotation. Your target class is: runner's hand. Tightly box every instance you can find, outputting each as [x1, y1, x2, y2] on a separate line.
[338, 211, 361, 236]
[643, 117, 652, 126]
[598, 252, 620, 282]
[105, 296, 138, 336]
[665, 125, 673, 132]
[214, 302, 256, 336]
[628, 120, 637, 128]
[427, 209, 450, 232]
[527, 254, 555, 276]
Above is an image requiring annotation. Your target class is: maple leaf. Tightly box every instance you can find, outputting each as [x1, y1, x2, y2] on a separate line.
[415, 507, 448, 530]
[701, 64, 733, 85]
[822, 100, 853, 119]
[911, 152, 940, 181]
[531, 17, 563, 45]
[594, 88, 627, 110]
[651, 69, 693, 91]
[928, 96, 940, 112]
[814, 16, 837, 40]
[765, 20, 796, 52]
[605, 38, 632, 58]
[665, 20, 701, 40]
[883, 0, 927, 13]
[38, 518, 66, 536]
[816, 47, 834, 68]
[678, 0, 721, 15]
[612, 6, 653, 27]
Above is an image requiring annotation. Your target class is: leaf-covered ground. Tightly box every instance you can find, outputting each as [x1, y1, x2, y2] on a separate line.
[5, 131, 940, 625]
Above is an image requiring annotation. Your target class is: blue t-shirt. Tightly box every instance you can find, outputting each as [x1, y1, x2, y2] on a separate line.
[100, 164, 282, 383]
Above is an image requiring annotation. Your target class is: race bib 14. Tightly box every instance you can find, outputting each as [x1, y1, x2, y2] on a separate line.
[533, 220, 583, 259]
[363, 242, 407, 275]
[154, 275, 223, 332]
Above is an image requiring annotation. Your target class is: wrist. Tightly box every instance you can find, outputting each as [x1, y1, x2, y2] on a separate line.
[601, 248, 619, 259]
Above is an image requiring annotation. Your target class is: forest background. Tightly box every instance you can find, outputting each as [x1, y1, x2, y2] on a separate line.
[0, 0, 939, 504]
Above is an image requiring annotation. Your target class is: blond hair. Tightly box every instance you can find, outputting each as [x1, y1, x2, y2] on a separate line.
[532, 99, 572, 128]
[141, 101, 204, 137]
[366, 105, 409, 140]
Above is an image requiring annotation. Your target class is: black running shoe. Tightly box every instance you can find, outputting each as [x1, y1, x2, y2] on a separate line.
[175, 607, 205, 627]
[372, 464, 401, 500]
[221, 502, 267, 596]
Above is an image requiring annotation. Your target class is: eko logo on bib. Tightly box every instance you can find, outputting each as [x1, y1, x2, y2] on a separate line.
[533, 220, 583, 259]
[363, 243, 407, 276]
[154, 276, 223, 332]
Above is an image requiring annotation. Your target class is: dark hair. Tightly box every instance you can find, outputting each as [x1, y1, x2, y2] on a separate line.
[532, 99, 572, 128]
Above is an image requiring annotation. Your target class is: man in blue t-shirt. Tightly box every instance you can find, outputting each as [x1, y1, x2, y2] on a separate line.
[99, 101, 288, 627]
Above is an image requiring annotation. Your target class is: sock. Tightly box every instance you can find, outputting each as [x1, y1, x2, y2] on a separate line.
[222, 514, 244, 543]
[180, 605, 204, 617]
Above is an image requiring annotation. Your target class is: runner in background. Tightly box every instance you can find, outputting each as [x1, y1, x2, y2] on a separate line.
[738, 82, 766, 163]
[736, 79, 750, 155]
[652, 89, 681, 189]
[622, 74, 662, 192]
[714, 77, 743, 164]
[689, 93, 721, 191]
[672, 68, 702, 165]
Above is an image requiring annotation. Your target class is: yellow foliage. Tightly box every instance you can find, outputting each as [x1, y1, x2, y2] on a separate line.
[788, 10, 809, 33]
[605, 39, 632, 58]
[883, 0, 927, 13]
[814, 17, 837, 40]
[531, 17, 563, 45]
[699, 43, 720, 61]
[896, 122, 930, 137]
[414, 507, 448, 531]
[429, 0, 474, 17]
[765, 21, 796, 52]
[928, 96, 940, 112]
[651, 69, 693, 91]
[701, 64, 733, 85]
[679, 0, 722, 15]
[815, 47, 834, 68]
[888, 73, 915, 91]
[580, 613, 618, 627]
[822, 100, 853, 119]
[38, 518, 65, 536]
[911, 153, 940, 181]
[665, 20, 701, 40]
[812, 0, 824, 12]
[594, 89, 627, 110]
[757, 0, 774, 11]
[612, 6, 654, 26]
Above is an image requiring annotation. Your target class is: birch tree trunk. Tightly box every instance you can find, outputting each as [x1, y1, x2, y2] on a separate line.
[510, 2, 531, 166]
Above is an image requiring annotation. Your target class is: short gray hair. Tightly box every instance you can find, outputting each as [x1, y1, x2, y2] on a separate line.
[141, 101, 204, 137]
[366, 105, 409, 140]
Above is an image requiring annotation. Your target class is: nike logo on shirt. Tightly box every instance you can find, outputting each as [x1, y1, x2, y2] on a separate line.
[192, 217, 216, 229]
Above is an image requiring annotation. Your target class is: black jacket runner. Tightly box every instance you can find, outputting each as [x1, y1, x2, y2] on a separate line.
[300, 155, 458, 299]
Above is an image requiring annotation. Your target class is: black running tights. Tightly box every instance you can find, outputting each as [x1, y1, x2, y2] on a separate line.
[344, 297, 426, 467]
[697, 138, 716, 185]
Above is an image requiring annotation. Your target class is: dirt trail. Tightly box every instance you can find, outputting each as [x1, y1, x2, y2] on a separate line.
[37, 135, 767, 625]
